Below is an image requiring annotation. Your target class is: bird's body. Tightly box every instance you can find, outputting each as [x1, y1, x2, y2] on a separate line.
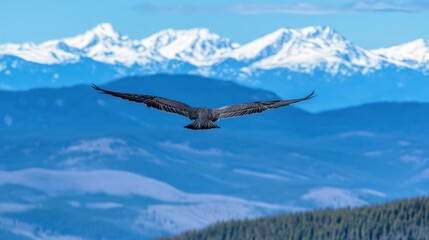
[186, 108, 220, 129]
[92, 84, 315, 130]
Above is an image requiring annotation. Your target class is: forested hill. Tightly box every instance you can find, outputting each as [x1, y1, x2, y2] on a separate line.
[164, 197, 429, 240]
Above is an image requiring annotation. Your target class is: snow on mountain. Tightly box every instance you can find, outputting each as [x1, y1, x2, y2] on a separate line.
[62, 22, 120, 49]
[0, 23, 149, 66]
[141, 28, 239, 66]
[0, 168, 286, 207]
[0, 23, 125, 64]
[1, 23, 429, 77]
[0, 41, 79, 64]
[0, 168, 294, 235]
[371, 38, 429, 70]
[42, 23, 149, 66]
[0, 24, 239, 68]
[229, 26, 382, 74]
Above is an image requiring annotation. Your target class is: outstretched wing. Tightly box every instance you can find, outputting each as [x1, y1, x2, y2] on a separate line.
[216, 91, 316, 120]
[92, 84, 193, 117]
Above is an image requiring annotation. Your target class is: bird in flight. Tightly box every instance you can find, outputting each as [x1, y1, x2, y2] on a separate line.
[93, 84, 315, 130]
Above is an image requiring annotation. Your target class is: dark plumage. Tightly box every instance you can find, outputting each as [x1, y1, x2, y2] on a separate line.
[92, 84, 316, 130]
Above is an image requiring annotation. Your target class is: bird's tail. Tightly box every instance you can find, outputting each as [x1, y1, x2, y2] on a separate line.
[185, 120, 220, 130]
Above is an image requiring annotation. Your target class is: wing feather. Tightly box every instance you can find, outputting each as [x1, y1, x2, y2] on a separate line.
[216, 91, 315, 120]
[92, 84, 193, 117]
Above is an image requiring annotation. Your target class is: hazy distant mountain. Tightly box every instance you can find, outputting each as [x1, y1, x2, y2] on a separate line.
[1, 23, 429, 111]
[1, 75, 429, 239]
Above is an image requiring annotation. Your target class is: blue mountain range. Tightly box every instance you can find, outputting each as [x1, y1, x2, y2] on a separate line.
[1, 74, 429, 239]
[1, 23, 429, 111]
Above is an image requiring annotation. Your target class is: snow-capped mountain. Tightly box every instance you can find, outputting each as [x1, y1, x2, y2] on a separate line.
[371, 38, 429, 71]
[2, 22, 427, 75]
[0, 23, 150, 66]
[0, 23, 113, 64]
[1, 23, 429, 111]
[0, 23, 240, 68]
[141, 28, 240, 66]
[228, 26, 383, 74]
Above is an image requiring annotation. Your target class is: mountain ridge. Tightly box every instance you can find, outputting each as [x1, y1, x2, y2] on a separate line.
[1, 23, 428, 72]
[2, 23, 429, 111]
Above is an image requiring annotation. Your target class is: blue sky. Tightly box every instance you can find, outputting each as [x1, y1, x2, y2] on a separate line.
[1, 0, 429, 48]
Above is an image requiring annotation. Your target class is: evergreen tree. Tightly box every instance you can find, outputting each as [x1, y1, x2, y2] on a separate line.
[162, 197, 429, 240]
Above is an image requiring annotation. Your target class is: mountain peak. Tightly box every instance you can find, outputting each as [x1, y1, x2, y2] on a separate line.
[300, 25, 329, 32]
[141, 27, 239, 66]
[89, 23, 119, 38]
[371, 38, 429, 69]
[298, 26, 343, 40]
[229, 25, 380, 73]
[271, 27, 294, 38]
[58, 23, 121, 50]
[230, 26, 346, 61]
[408, 38, 429, 48]
[252, 26, 341, 44]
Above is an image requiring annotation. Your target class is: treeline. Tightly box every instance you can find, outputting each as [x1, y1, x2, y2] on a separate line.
[163, 197, 429, 240]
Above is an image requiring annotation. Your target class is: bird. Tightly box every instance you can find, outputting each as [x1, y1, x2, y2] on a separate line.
[92, 84, 315, 130]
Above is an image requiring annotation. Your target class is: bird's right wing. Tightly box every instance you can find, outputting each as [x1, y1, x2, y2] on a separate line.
[216, 91, 316, 120]
[92, 84, 193, 117]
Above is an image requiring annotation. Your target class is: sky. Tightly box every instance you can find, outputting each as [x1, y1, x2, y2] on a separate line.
[0, 0, 429, 49]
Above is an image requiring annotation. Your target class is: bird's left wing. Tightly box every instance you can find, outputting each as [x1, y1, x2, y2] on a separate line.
[92, 84, 193, 117]
[215, 91, 316, 120]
